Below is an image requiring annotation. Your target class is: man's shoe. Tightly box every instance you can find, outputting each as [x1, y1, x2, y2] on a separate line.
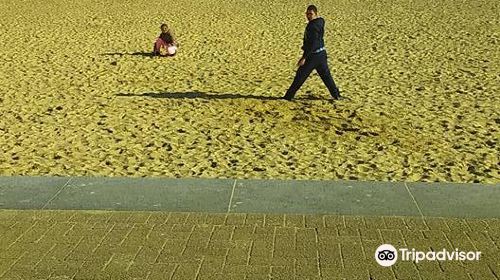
[334, 96, 348, 101]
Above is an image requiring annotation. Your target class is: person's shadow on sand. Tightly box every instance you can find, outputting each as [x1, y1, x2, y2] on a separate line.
[102, 52, 155, 58]
[116, 91, 325, 101]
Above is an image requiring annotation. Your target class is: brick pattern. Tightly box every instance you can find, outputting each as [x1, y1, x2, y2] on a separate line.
[0, 210, 498, 280]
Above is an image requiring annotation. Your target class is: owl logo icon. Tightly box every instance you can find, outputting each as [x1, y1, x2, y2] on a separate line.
[375, 244, 398, 267]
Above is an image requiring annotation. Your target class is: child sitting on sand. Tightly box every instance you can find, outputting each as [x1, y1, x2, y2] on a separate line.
[153, 23, 178, 57]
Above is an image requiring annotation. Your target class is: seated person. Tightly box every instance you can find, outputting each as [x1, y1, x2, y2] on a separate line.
[153, 23, 178, 56]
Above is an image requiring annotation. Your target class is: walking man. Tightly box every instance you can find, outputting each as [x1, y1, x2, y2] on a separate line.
[282, 5, 342, 101]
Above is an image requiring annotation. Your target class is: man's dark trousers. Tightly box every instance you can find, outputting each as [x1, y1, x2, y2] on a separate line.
[284, 51, 340, 100]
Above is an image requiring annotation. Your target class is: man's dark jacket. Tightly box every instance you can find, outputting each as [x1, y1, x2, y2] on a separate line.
[302, 17, 325, 59]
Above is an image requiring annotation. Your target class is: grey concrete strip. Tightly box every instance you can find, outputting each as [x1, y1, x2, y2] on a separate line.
[42, 177, 73, 210]
[229, 179, 421, 216]
[404, 181, 424, 218]
[45, 176, 234, 212]
[0, 176, 69, 209]
[0, 176, 498, 218]
[227, 179, 237, 213]
[407, 181, 500, 218]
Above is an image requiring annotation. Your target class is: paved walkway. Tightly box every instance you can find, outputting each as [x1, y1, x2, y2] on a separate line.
[0, 177, 499, 279]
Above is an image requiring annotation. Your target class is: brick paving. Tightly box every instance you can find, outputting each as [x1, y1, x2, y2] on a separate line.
[0, 210, 499, 280]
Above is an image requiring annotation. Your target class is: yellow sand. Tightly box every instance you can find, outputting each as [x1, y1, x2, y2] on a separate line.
[0, 0, 498, 183]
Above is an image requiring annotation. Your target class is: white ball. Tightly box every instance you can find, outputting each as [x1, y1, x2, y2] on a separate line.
[167, 46, 177, 55]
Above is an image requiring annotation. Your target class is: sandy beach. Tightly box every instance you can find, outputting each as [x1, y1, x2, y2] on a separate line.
[0, 0, 498, 183]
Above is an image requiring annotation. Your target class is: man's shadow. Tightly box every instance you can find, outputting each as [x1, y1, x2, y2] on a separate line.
[101, 52, 155, 58]
[116, 91, 325, 101]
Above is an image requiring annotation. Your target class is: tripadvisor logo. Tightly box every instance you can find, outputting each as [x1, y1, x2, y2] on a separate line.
[375, 244, 398, 267]
[375, 244, 481, 267]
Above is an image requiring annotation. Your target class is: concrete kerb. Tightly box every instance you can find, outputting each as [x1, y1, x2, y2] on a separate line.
[0, 176, 498, 218]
